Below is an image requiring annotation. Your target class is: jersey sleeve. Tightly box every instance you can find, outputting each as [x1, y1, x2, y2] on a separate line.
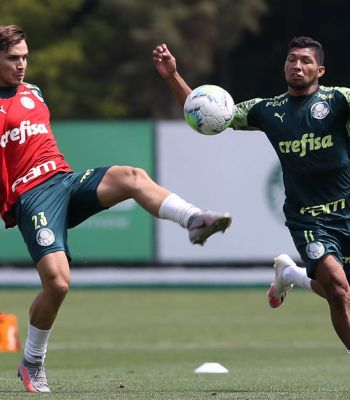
[334, 87, 350, 137]
[230, 98, 264, 131]
[335, 87, 350, 105]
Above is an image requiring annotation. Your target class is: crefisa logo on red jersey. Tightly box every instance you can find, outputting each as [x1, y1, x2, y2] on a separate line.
[0, 120, 48, 148]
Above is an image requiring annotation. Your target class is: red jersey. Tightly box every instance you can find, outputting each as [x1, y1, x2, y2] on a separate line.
[0, 83, 72, 228]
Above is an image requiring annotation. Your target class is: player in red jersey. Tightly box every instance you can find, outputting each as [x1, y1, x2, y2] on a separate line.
[0, 25, 232, 393]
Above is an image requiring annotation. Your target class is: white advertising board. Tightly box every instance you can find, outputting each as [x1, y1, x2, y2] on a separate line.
[156, 121, 301, 263]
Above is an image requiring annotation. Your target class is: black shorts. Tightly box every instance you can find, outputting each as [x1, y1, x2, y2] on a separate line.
[287, 218, 350, 280]
[15, 167, 110, 264]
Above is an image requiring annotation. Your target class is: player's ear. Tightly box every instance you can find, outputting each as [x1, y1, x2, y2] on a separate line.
[317, 65, 325, 78]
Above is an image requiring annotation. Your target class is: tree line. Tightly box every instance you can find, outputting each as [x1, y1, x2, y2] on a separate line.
[1, 0, 348, 119]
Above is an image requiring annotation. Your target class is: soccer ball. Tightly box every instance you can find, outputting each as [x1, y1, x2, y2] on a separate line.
[184, 85, 235, 135]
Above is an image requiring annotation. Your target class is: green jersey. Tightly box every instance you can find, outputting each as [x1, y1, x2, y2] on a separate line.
[230, 85, 350, 223]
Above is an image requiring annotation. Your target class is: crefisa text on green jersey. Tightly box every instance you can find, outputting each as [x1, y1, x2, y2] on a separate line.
[278, 132, 333, 157]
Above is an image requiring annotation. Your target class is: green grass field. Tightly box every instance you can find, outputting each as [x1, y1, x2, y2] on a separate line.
[0, 288, 349, 399]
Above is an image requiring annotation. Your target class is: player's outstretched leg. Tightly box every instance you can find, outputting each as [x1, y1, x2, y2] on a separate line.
[267, 254, 295, 308]
[188, 210, 232, 245]
[97, 168, 232, 246]
[17, 356, 50, 393]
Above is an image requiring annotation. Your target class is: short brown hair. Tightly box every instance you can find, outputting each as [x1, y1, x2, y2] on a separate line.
[288, 36, 324, 65]
[0, 25, 26, 52]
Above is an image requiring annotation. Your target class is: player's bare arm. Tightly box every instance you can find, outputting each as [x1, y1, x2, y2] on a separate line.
[152, 43, 192, 107]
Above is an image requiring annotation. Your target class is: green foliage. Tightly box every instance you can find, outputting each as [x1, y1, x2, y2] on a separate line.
[0, 0, 267, 118]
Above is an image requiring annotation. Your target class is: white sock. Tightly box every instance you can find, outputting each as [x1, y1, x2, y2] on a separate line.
[158, 193, 201, 228]
[282, 264, 311, 290]
[24, 324, 52, 364]
[347, 349, 350, 357]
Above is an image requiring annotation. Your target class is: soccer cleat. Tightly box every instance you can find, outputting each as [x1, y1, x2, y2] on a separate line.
[188, 210, 232, 245]
[267, 254, 294, 308]
[17, 357, 50, 393]
[267, 283, 287, 308]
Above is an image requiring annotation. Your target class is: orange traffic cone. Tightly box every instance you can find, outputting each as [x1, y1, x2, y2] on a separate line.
[0, 313, 21, 352]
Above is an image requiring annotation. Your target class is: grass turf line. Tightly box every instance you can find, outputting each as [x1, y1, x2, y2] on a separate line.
[0, 288, 349, 399]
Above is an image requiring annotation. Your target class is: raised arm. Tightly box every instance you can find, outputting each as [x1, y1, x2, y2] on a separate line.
[152, 43, 192, 107]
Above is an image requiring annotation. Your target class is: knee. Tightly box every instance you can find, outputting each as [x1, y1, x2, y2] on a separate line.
[125, 166, 148, 181]
[117, 166, 150, 190]
[47, 277, 70, 302]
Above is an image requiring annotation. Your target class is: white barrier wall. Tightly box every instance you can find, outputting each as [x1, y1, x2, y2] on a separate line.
[156, 121, 301, 263]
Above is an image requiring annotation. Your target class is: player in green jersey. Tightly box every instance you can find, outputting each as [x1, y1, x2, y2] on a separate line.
[153, 36, 350, 354]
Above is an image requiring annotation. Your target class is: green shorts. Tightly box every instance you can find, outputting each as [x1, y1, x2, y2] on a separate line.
[15, 167, 110, 265]
[287, 218, 350, 280]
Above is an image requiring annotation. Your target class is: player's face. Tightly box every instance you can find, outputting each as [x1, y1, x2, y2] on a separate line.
[284, 48, 325, 95]
[0, 40, 28, 87]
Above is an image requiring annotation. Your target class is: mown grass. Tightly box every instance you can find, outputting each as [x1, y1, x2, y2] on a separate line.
[0, 288, 349, 399]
